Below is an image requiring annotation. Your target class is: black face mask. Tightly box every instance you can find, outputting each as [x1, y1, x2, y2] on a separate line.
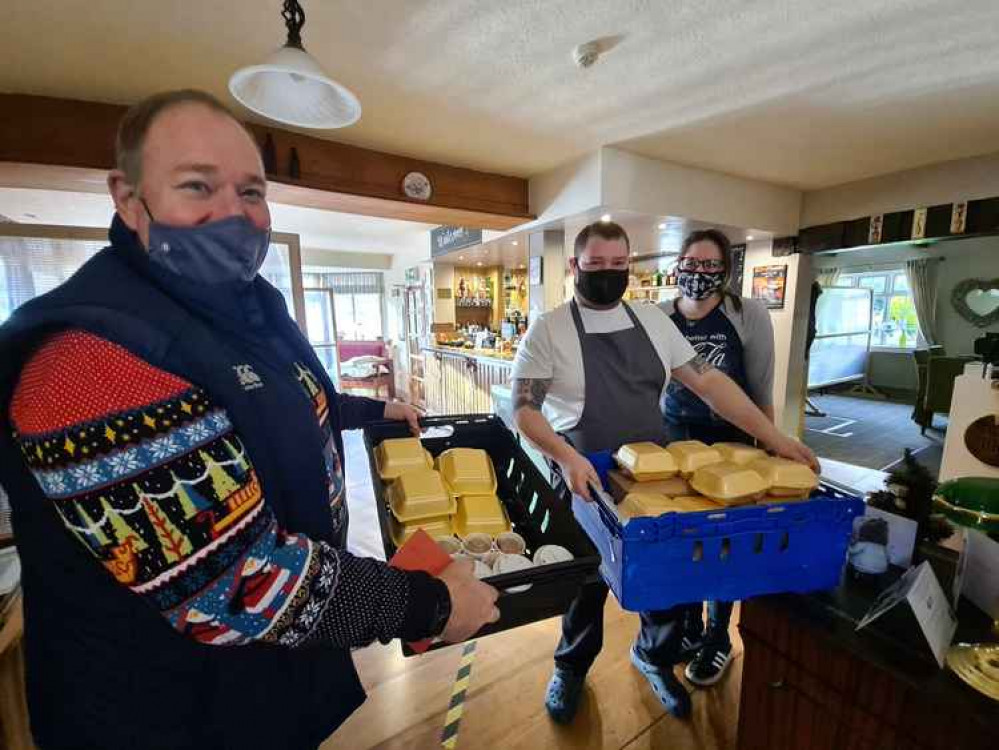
[575, 268, 629, 306]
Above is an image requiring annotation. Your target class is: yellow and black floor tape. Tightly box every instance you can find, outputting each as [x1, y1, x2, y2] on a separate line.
[441, 640, 478, 749]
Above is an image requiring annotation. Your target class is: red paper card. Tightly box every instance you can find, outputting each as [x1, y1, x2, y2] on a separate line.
[389, 529, 452, 653]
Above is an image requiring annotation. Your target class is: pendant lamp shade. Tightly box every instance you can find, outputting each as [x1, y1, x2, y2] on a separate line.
[229, 1, 360, 129]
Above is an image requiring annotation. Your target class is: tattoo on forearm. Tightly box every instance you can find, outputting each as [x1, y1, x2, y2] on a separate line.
[512, 378, 552, 411]
[688, 354, 715, 375]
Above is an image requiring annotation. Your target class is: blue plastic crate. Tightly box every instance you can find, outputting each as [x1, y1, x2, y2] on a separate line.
[572, 481, 865, 612]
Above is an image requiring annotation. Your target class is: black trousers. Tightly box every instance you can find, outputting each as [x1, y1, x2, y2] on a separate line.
[550, 463, 684, 674]
[554, 579, 686, 673]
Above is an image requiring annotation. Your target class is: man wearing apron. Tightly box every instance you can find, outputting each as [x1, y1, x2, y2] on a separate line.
[511, 221, 816, 725]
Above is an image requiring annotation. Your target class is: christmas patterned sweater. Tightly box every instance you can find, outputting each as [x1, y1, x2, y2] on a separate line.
[10, 330, 443, 648]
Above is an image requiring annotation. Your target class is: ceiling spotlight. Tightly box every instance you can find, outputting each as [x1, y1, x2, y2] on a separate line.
[476, 261, 483, 267]
[600, 213, 612, 223]
[658, 223, 666, 230]
[747, 235, 755, 241]
[512, 241, 518, 246]
[459, 255, 464, 260]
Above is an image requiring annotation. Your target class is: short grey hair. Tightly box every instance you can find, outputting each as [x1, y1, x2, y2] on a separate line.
[115, 89, 253, 185]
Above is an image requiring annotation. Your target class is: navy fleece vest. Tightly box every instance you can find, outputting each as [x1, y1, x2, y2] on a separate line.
[0, 221, 364, 749]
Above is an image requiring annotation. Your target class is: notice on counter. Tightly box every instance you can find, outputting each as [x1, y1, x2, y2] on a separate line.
[959, 528, 999, 620]
[857, 561, 957, 668]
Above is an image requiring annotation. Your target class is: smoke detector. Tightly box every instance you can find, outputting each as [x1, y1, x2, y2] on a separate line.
[572, 41, 601, 69]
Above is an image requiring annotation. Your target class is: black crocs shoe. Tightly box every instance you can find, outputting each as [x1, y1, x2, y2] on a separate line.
[629, 645, 692, 719]
[684, 641, 733, 687]
[544, 666, 585, 725]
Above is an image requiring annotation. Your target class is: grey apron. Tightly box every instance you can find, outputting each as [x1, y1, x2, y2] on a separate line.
[562, 299, 668, 454]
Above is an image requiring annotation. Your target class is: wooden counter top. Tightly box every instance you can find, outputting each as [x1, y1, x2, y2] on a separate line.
[422, 344, 516, 365]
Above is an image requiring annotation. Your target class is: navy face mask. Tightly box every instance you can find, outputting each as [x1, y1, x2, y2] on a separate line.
[143, 201, 271, 284]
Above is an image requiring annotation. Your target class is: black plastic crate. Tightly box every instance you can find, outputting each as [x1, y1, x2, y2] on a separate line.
[363, 414, 600, 654]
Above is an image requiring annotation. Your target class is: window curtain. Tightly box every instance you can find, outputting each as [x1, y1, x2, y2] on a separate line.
[904, 257, 939, 346]
[301, 271, 383, 294]
[815, 267, 841, 288]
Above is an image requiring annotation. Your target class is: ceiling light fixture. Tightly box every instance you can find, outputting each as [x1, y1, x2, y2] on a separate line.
[476, 261, 483, 267]
[458, 255, 465, 260]
[747, 235, 755, 241]
[600, 213, 612, 223]
[229, 0, 361, 129]
[658, 223, 666, 230]
[512, 241, 518, 246]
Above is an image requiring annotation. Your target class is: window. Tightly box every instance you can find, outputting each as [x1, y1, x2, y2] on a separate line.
[839, 269, 919, 348]
[333, 293, 383, 340]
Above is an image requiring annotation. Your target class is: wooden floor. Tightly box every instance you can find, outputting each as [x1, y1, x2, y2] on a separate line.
[324, 600, 742, 750]
[328, 430, 743, 750]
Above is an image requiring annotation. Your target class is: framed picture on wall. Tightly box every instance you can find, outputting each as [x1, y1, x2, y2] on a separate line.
[528, 255, 543, 286]
[752, 265, 788, 309]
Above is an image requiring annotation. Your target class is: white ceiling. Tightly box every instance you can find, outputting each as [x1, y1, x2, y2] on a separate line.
[0, 187, 436, 260]
[4, 1, 999, 189]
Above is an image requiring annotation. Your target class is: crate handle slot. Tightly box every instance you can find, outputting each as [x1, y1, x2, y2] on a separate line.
[753, 533, 764, 554]
[692, 541, 703, 562]
[720, 538, 731, 560]
[779, 530, 790, 552]
[707, 512, 727, 521]
[419, 425, 454, 439]
[766, 506, 786, 514]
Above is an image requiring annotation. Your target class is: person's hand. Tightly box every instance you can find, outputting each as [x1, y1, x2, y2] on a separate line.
[437, 558, 500, 643]
[383, 401, 423, 436]
[767, 434, 820, 473]
[557, 451, 601, 502]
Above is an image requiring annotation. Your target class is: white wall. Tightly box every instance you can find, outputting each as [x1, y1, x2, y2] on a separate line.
[433, 264, 456, 326]
[600, 147, 802, 236]
[801, 151, 999, 227]
[528, 151, 603, 225]
[741, 240, 811, 436]
[301, 247, 393, 270]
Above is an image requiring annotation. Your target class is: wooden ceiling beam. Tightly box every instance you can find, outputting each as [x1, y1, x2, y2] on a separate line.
[0, 94, 532, 230]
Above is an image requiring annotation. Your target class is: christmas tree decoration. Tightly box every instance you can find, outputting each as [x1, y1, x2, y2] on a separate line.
[101, 496, 148, 552]
[172, 472, 215, 519]
[201, 450, 240, 501]
[75, 502, 110, 548]
[142, 497, 192, 563]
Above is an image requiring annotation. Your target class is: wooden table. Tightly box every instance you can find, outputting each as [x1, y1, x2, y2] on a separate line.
[0, 595, 33, 750]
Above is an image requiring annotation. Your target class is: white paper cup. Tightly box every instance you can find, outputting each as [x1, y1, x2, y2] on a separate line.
[533, 544, 574, 567]
[491, 552, 534, 592]
[462, 532, 494, 559]
[495, 531, 527, 556]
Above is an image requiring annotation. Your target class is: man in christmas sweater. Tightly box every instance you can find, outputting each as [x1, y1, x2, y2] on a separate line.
[0, 90, 499, 750]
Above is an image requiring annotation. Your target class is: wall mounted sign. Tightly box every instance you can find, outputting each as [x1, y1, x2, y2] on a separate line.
[751, 265, 787, 309]
[528, 255, 543, 286]
[869, 214, 884, 244]
[951, 201, 968, 234]
[431, 225, 482, 257]
[912, 207, 928, 240]
[965, 415, 999, 467]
